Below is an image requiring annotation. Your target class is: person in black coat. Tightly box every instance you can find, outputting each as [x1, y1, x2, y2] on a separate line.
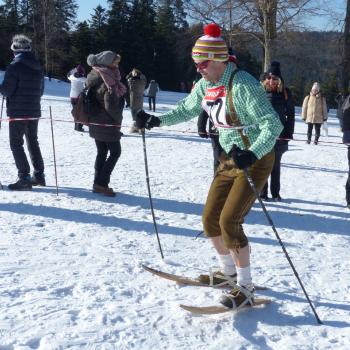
[341, 96, 350, 208]
[0, 34, 45, 190]
[260, 61, 295, 201]
[197, 110, 223, 173]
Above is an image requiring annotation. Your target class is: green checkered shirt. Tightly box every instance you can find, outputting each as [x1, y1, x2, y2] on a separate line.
[160, 63, 283, 159]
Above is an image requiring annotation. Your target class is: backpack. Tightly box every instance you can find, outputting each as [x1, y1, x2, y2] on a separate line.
[71, 87, 100, 124]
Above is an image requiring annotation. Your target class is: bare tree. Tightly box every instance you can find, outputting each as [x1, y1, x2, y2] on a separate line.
[184, 0, 327, 70]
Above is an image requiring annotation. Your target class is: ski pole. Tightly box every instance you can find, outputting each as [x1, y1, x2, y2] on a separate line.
[49, 106, 59, 196]
[0, 95, 4, 129]
[243, 169, 322, 325]
[141, 129, 164, 259]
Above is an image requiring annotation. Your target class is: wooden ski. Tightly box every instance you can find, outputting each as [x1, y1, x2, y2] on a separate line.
[142, 264, 267, 290]
[179, 298, 271, 315]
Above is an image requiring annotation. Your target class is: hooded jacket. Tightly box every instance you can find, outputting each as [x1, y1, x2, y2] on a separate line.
[85, 69, 123, 142]
[0, 52, 44, 118]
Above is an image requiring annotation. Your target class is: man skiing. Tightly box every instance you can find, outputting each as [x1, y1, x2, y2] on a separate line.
[136, 23, 282, 309]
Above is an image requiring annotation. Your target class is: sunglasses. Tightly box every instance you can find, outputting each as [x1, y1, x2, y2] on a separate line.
[194, 60, 210, 70]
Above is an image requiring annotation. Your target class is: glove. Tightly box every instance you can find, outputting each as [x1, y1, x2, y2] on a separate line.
[135, 110, 161, 130]
[198, 129, 209, 138]
[230, 145, 257, 169]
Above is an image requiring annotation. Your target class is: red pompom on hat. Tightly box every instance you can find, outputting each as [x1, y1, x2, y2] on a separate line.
[203, 23, 221, 37]
[192, 23, 228, 61]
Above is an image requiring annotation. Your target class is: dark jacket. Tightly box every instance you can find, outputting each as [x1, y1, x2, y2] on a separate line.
[342, 96, 350, 144]
[266, 88, 295, 141]
[197, 110, 218, 140]
[85, 69, 123, 142]
[0, 52, 44, 118]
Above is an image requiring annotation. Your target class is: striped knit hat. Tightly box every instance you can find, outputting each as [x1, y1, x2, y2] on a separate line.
[192, 23, 228, 62]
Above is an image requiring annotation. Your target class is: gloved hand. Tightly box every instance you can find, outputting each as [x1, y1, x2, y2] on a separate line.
[135, 110, 161, 130]
[230, 145, 257, 169]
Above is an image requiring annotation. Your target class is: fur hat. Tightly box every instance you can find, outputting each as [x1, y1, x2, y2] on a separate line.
[87, 51, 121, 67]
[192, 23, 228, 62]
[267, 61, 282, 78]
[11, 34, 32, 53]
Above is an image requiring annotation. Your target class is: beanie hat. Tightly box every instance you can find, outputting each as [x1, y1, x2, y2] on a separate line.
[87, 51, 120, 67]
[311, 82, 320, 92]
[267, 61, 282, 78]
[192, 23, 228, 62]
[11, 34, 32, 53]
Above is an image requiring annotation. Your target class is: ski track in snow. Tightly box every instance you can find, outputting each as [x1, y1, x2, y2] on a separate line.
[0, 77, 349, 349]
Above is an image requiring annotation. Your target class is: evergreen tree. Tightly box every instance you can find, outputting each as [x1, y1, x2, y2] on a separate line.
[106, 0, 130, 53]
[89, 5, 108, 52]
[124, 0, 157, 77]
[69, 21, 94, 74]
[0, 1, 19, 67]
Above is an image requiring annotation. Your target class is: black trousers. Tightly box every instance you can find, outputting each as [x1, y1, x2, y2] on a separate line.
[148, 96, 156, 112]
[94, 140, 121, 187]
[261, 142, 288, 198]
[346, 146, 350, 205]
[211, 136, 223, 174]
[9, 119, 44, 178]
[71, 98, 83, 131]
[307, 123, 321, 141]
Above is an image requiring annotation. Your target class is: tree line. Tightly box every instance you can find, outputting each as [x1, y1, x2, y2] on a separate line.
[0, 0, 348, 107]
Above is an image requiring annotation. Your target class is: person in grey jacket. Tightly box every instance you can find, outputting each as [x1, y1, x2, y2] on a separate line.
[146, 79, 159, 112]
[86, 51, 127, 196]
[0, 34, 45, 190]
[127, 68, 146, 132]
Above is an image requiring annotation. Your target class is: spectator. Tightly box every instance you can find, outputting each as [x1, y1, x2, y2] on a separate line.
[341, 94, 350, 209]
[126, 68, 147, 133]
[301, 82, 328, 145]
[197, 110, 223, 173]
[0, 34, 45, 190]
[260, 61, 295, 201]
[68, 64, 86, 131]
[146, 80, 159, 112]
[335, 92, 347, 130]
[86, 51, 126, 197]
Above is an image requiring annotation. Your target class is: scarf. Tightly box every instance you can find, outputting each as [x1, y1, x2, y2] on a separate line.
[93, 66, 127, 97]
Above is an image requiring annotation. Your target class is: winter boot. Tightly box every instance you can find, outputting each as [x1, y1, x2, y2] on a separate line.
[93, 183, 116, 197]
[8, 176, 32, 191]
[31, 172, 46, 186]
[198, 270, 237, 287]
[219, 284, 255, 309]
[74, 123, 84, 132]
[272, 194, 282, 202]
[260, 194, 269, 201]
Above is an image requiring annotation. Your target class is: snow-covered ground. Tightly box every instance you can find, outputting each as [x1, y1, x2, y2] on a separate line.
[0, 75, 349, 350]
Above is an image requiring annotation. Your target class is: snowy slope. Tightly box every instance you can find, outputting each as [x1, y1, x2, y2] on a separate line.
[0, 76, 349, 350]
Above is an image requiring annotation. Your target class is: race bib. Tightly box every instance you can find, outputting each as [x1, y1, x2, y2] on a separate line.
[202, 86, 230, 128]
